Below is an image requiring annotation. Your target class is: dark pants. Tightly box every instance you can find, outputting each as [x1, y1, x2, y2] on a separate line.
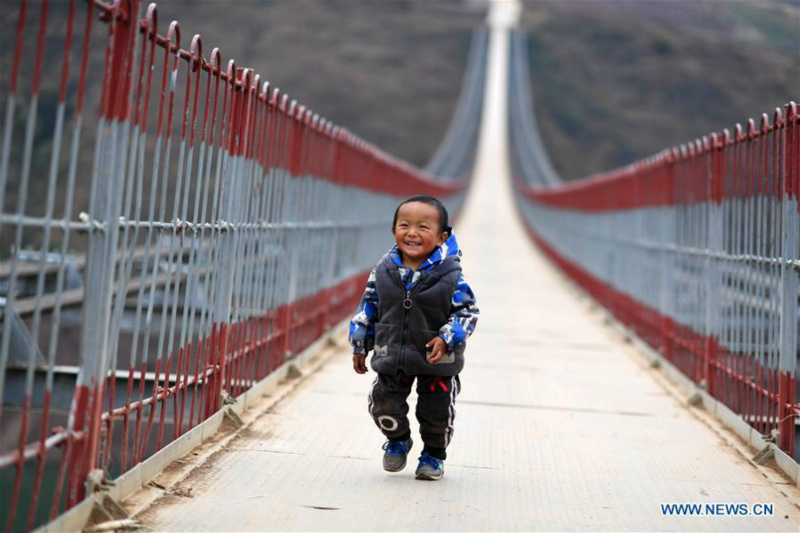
[367, 371, 461, 460]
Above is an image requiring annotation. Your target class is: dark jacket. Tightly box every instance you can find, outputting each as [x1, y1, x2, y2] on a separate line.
[369, 253, 465, 377]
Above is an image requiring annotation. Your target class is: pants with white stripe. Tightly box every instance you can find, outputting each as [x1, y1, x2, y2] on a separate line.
[368, 371, 461, 460]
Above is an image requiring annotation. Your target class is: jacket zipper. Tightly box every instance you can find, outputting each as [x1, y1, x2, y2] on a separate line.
[391, 259, 453, 368]
[400, 289, 412, 366]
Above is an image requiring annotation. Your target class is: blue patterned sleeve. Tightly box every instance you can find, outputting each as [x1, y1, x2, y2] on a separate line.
[349, 268, 379, 355]
[438, 273, 479, 349]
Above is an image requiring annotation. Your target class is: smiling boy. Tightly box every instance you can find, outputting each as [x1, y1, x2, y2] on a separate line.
[349, 195, 479, 480]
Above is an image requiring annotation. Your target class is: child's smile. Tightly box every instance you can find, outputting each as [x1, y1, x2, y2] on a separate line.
[392, 201, 448, 270]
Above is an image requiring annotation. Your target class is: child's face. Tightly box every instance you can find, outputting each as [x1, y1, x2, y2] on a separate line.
[392, 201, 448, 265]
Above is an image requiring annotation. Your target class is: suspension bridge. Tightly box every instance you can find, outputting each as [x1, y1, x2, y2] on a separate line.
[0, 0, 798, 531]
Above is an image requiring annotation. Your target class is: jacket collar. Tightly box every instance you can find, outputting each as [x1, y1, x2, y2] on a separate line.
[388, 232, 462, 272]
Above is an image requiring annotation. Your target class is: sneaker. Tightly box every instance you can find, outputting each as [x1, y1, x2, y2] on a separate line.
[415, 451, 444, 480]
[382, 438, 413, 472]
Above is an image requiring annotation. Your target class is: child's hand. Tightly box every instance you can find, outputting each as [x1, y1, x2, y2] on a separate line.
[426, 337, 447, 364]
[352, 354, 368, 374]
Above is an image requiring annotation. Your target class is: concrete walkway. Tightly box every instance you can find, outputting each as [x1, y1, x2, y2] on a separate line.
[132, 2, 800, 531]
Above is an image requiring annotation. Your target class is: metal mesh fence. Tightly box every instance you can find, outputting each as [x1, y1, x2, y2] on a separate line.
[0, 2, 485, 531]
[508, 30, 799, 463]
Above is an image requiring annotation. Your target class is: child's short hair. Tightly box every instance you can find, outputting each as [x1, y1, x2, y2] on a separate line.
[392, 195, 450, 234]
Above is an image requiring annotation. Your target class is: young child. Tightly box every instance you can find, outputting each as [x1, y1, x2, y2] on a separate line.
[349, 195, 479, 480]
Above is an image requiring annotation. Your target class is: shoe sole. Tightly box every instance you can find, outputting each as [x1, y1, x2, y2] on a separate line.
[415, 470, 443, 481]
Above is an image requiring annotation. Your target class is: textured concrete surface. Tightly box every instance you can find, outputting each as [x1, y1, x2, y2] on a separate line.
[135, 2, 800, 531]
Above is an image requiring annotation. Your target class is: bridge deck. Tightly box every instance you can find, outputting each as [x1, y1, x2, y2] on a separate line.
[130, 15, 800, 531]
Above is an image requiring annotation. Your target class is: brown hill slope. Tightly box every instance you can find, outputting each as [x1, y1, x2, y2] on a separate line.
[520, 0, 800, 181]
[152, 0, 485, 167]
[0, 0, 796, 184]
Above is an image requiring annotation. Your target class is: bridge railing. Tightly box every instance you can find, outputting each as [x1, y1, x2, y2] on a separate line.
[508, 32, 560, 189]
[509, 31, 799, 462]
[425, 28, 488, 180]
[0, 1, 485, 531]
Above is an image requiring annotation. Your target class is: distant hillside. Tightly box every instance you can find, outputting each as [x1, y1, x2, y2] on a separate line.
[161, 0, 799, 180]
[153, 0, 486, 167]
[519, 0, 800, 181]
[0, 0, 796, 185]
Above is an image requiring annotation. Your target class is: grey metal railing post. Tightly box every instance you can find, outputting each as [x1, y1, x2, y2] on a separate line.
[212, 63, 242, 328]
[75, 0, 138, 494]
[704, 135, 724, 395]
[778, 104, 798, 451]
